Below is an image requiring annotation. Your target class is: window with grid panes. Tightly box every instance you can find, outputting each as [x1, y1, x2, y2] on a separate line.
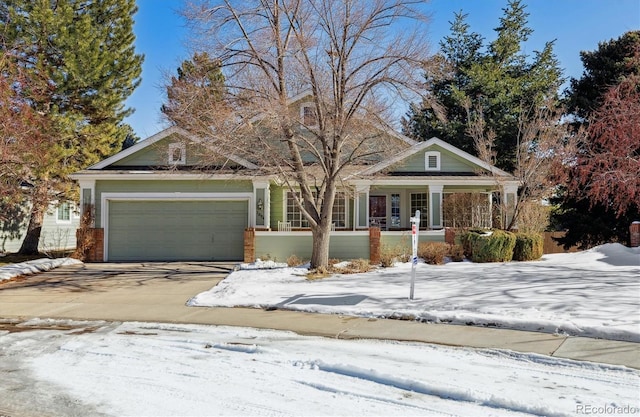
[390, 193, 400, 228]
[410, 193, 429, 227]
[301, 105, 318, 127]
[57, 202, 71, 222]
[286, 191, 346, 228]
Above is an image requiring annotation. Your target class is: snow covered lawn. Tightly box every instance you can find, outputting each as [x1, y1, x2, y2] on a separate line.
[1, 320, 638, 416]
[190, 244, 640, 342]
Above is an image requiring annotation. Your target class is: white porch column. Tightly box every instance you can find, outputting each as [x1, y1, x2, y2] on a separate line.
[502, 184, 518, 229]
[252, 180, 270, 228]
[429, 185, 443, 229]
[488, 192, 494, 229]
[354, 185, 370, 229]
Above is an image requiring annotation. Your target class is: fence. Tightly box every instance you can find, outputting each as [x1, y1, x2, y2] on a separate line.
[542, 232, 579, 254]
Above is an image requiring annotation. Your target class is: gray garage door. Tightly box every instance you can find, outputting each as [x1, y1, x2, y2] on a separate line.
[107, 200, 248, 261]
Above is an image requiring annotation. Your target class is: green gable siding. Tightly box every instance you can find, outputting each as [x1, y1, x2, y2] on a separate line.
[113, 134, 237, 167]
[392, 145, 480, 173]
[113, 141, 163, 166]
[94, 179, 252, 227]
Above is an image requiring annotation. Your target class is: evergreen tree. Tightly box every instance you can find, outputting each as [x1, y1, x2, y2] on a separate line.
[404, 0, 563, 172]
[162, 52, 226, 133]
[405, 11, 483, 157]
[567, 30, 640, 118]
[551, 31, 640, 248]
[0, 0, 143, 254]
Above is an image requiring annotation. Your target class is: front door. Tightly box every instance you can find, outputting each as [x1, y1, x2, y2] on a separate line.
[369, 195, 386, 230]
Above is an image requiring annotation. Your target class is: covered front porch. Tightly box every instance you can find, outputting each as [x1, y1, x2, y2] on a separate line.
[251, 181, 518, 234]
[351, 180, 518, 231]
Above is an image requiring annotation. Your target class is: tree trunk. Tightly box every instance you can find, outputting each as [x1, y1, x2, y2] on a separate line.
[18, 200, 46, 255]
[310, 221, 332, 270]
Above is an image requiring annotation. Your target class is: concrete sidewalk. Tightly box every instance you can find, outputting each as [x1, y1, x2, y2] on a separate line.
[0, 262, 638, 369]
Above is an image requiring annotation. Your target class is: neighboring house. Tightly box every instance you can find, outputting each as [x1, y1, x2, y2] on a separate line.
[0, 200, 80, 254]
[70, 98, 519, 263]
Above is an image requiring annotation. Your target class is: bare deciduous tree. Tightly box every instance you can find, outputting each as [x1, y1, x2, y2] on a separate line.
[164, 0, 432, 269]
[466, 97, 576, 231]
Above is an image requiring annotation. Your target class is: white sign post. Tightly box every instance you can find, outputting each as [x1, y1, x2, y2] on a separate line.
[409, 210, 420, 300]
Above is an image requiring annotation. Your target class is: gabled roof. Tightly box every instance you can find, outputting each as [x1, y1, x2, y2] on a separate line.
[88, 126, 258, 170]
[356, 137, 513, 177]
[249, 90, 417, 147]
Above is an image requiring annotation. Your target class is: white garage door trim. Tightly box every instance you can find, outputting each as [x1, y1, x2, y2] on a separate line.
[101, 192, 254, 261]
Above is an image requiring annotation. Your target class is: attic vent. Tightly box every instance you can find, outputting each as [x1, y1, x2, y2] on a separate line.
[425, 151, 440, 171]
[168, 142, 186, 165]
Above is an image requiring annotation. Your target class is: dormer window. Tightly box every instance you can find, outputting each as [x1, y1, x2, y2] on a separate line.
[300, 103, 318, 127]
[425, 151, 440, 171]
[168, 142, 186, 165]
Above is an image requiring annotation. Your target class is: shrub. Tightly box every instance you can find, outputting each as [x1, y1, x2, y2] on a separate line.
[513, 233, 544, 261]
[71, 204, 95, 261]
[286, 254, 305, 267]
[306, 266, 330, 280]
[335, 258, 372, 274]
[380, 244, 410, 267]
[466, 229, 516, 263]
[448, 244, 465, 262]
[417, 242, 449, 265]
[458, 228, 488, 258]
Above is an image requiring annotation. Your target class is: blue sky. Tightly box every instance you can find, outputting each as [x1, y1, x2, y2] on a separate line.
[124, 0, 640, 139]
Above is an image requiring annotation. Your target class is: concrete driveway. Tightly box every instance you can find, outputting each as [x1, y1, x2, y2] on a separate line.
[0, 262, 233, 321]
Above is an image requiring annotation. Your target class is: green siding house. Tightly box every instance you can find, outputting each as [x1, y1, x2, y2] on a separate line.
[71, 99, 519, 263]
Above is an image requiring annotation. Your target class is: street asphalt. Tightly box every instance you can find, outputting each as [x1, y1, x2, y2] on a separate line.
[0, 262, 638, 369]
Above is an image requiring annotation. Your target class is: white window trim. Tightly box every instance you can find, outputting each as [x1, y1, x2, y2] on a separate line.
[168, 142, 186, 165]
[299, 102, 319, 128]
[56, 202, 72, 224]
[425, 151, 441, 171]
[285, 190, 349, 229]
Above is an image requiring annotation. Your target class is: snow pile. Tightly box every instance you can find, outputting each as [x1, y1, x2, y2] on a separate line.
[587, 243, 639, 266]
[542, 243, 640, 269]
[0, 258, 82, 281]
[239, 259, 288, 269]
[190, 244, 640, 342]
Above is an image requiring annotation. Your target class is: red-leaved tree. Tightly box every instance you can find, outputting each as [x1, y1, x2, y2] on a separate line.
[572, 69, 640, 217]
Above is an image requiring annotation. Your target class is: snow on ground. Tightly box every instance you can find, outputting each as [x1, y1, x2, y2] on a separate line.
[0, 319, 638, 417]
[0, 245, 638, 415]
[190, 244, 640, 342]
[0, 257, 82, 281]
